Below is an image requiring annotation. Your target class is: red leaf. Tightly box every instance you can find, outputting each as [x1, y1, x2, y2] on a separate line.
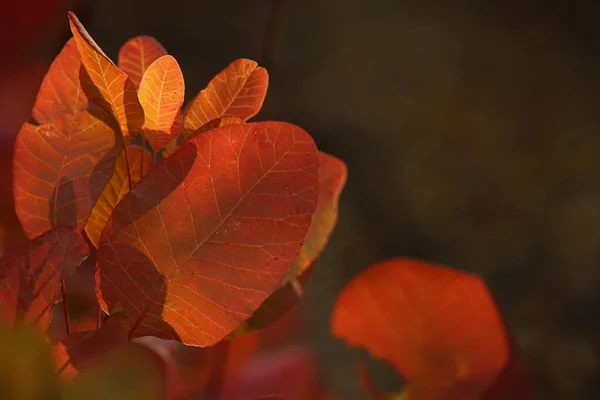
[32, 38, 87, 124]
[96, 121, 319, 346]
[52, 312, 130, 379]
[138, 55, 185, 151]
[68, 12, 144, 141]
[13, 107, 122, 239]
[85, 144, 153, 248]
[331, 258, 509, 399]
[182, 59, 268, 141]
[0, 226, 89, 332]
[117, 35, 168, 89]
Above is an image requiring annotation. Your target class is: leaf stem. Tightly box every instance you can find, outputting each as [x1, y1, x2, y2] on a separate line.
[205, 339, 231, 400]
[261, 0, 287, 71]
[60, 279, 71, 335]
[96, 306, 103, 329]
[123, 145, 134, 191]
[140, 137, 146, 178]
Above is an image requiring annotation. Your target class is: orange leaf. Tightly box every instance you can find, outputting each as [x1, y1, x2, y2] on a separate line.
[182, 59, 268, 141]
[13, 107, 121, 239]
[138, 55, 185, 151]
[96, 121, 319, 346]
[117, 35, 168, 89]
[32, 38, 87, 124]
[85, 144, 153, 248]
[52, 313, 130, 380]
[331, 258, 509, 399]
[67, 12, 144, 141]
[0, 226, 89, 333]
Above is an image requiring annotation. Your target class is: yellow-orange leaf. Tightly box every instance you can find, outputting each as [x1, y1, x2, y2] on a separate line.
[67, 12, 144, 142]
[181, 59, 268, 141]
[85, 145, 153, 248]
[33, 38, 87, 123]
[138, 55, 185, 151]
[118, 36, 167, 89]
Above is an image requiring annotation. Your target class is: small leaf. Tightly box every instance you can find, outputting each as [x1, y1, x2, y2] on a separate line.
[13, 107, 121, 239]
[96, 121, 319, 346]
[33, 38, 87, 124]
[138, 55, 185, 151]
[0, 226, 89, 333]
[52, 313, 131, 380]
[68, 12, 144, 141]
[85, 144, 153, 248]
[182, 59, 268, 141]
[117, 35, 168, 89]
[331, 258, 509, 399]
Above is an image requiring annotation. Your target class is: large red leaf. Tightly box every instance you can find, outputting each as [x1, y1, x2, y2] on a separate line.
[331, 258, 509, 399]
[0, 226, 89, 332]
[32, 38, 87, 124]
[117, 35, 168, 89]
[52, 313, 130, 380]
[13, 107, 121, 239]
[138, 55, 185, 151]
[68, 12, 144, 141]
[181, 59, 268, 141]
[85, 144, 153, 248]
[96, 121, 319, 346]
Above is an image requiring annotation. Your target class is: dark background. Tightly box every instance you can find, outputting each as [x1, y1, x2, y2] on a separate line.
[2, 0, 600, 399]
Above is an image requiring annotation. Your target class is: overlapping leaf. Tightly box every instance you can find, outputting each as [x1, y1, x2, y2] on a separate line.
[117, 36, 168, 89]
[52, 313, 131, 379]
[235, 152, 347, 334]
[181, 59, 268, 141]
[138, 55, 185, 151]
[32, 38, 87, 123]
[68, 12, 144, 141]
[0, 226, 89, 332]
[13, 107, 121, 239]
[96, 121, 319, 346]
[331, 258, 509, 399]
[85, 144, 153, 248]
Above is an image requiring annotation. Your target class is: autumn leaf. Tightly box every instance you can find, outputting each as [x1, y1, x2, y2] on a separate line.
[68, 12, 144, 141]
[117, 35, 168, 89]
[331, 258, 509, 399]
[13, 107, 121, 239]
[234, 152, 347, 334]
[138, 55, 185, 151]
[181, 59, 268, 141]
[0, 226, 89, 333]
[85, 144, 153, 248]
[32, 38, 87, 124]
[52, 313, 131, 380]
[96, 121, 319, 346]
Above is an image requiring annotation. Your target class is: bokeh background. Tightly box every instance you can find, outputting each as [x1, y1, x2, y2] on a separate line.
[2, 0, 600, 399]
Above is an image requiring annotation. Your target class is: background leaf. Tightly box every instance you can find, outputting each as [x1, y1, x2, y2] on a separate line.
[85, 144, 153, 248]
[181, 59, 268, 141]
[138, 55, 185, 151]
[331, 258, 509, 399]
[32, 38, 87, 124]
[68, 12, 144, 141]
[117, 35, 168, 89]
[0, 226, 89, 333]
[96, 121, 319, 346]
[13, 107, 121, 239]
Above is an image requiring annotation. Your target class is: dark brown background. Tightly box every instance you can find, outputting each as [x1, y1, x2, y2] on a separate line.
[2, 0, 600, 399]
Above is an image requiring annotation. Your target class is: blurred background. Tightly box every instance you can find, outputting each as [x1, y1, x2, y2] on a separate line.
[2, 0, 600, 398]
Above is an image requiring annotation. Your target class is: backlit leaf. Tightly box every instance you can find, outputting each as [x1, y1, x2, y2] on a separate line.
[32, 38, 87, 124]
[117, 35, 168, 89]
[13, 107, 121, 239]
[52, 313, 130, 380]
[138, 55, 185, 151]
[85, 144, 153, 248]
[68, 12, 144, 141]
[0, 226, 89, 333]
[331, 258, 509, 399]
[182, 59, 268, 141]
[96, 121, 319, 346]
